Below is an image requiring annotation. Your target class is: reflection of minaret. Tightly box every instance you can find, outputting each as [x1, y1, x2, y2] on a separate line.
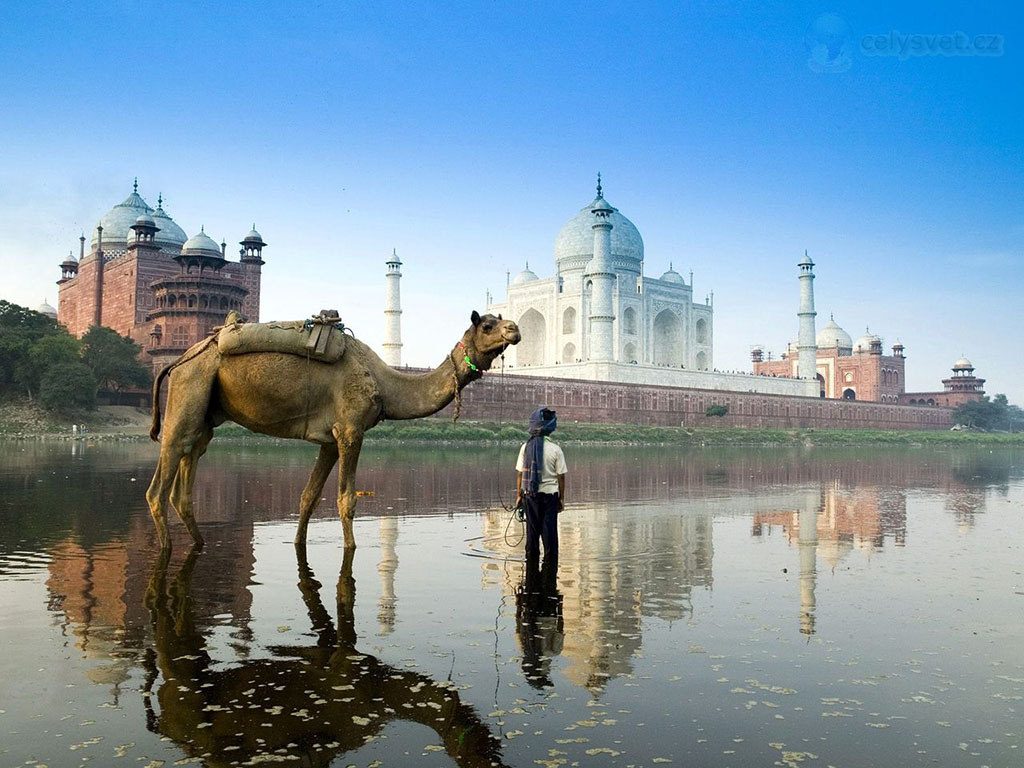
[797, 489, 820, 635]
[377, 516, 398, 634]
[383, 249, 403, 367]
[797, 250, 817, 381]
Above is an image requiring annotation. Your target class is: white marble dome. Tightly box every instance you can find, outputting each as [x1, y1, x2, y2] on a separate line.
[554, 194, 644, 271]
[35, 299, 57, 318]
[953, 357, 974, 371]
[93, 186, 152, 248]
[853, 332, 879, 353]
[151, 202, 188, 250]
[513, 265, 539, 284]
[816, 318, 852, 350]
[182, 228, 223, 258]
[660, 266, 685, 284]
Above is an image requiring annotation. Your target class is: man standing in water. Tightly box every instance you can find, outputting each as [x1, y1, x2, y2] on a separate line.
[514, 407, 567, 561]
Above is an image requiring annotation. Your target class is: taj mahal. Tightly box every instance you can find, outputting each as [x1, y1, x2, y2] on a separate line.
[477, 178, 816, 397]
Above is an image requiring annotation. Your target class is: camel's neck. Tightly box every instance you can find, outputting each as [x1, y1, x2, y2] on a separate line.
[375, 334, 486, 421]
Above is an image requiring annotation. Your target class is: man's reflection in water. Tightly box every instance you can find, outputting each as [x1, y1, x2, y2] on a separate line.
[143, 546, 506, 767]
[515, 554, 564, 689]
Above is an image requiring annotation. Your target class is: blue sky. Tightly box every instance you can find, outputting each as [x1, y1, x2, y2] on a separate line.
[1, 1, 1021, 401]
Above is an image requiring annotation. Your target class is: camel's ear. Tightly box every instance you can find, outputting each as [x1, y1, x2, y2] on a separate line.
[471, 310, 481, 326]
[498, 314, 503, 320]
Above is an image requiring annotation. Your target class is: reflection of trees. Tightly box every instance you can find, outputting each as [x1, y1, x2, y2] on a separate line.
[142, 547, 506, 768]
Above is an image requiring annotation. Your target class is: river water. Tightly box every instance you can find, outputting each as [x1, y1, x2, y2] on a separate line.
[1, 440, 1022, 767]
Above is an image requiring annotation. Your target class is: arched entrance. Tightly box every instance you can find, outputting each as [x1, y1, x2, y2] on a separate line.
[623, 342, 636, 363]
[817, 373, 826, 398]
[842, 388, 856, 400]
[695, 317, 708, 344]
[653, 309, 682, 366]
[562, 342, 576, 363]
[516, 309, 546, 367]
[695, 350, 707, 370]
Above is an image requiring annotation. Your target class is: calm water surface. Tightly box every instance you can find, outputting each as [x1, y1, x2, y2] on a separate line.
[1, 440, 1022, 767]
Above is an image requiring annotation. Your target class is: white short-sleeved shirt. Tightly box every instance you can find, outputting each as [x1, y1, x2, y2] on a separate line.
[516, 438, 568, 494]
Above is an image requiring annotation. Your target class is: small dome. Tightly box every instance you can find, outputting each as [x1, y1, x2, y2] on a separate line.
[60, 251, 77, 267]
[513, 265, 539, 284]
[134, 213, 156, 227]
[36, 299, 57, 318]
[182, 228, 223, 258]
[853, 332, 879, 353]
[953, 357, 974, 371]
[242, 226, 264, 243]
[659, 266, 685, 284]
[816, 318, 852, 350]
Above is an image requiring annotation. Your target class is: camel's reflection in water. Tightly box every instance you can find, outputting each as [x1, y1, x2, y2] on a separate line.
[143, 547, 506, 767]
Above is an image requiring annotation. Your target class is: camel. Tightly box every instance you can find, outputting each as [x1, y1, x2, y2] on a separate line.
[147, 310, 520, 551]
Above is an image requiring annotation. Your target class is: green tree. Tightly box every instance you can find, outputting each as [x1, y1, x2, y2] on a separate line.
[953, 394, 1024, 431]
[39, 361, 97, 412]
[705, 404, 729, 417]
[0, 300, 60, 396]
[14, 333, 82, 400]
[81, 326, 151, 393]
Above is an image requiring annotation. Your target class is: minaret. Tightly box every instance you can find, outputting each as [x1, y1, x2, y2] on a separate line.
[383, 248, 403, 366]
[587, 174, 615, 362]
[797, 250, 817, 380]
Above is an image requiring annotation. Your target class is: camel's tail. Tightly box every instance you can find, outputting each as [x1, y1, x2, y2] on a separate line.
[150, 363, 174, 441]
[149, 336, 218, 441]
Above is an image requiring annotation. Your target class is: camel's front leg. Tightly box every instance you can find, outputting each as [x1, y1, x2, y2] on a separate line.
[295, 443, 340, 546]
[334, 424, 365, 550]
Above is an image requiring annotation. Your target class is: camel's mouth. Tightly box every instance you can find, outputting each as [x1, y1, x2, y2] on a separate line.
[502, 327, 521, 345]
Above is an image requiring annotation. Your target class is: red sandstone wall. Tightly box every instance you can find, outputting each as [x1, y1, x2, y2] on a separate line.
[429, 371, 953, 430]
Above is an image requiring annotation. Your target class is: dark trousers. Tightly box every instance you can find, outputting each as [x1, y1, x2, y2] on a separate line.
[524, 492, 559, 560]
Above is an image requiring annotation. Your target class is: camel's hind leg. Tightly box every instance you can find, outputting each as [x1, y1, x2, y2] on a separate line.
[334, 424, 365, 550]
[169, 427, 213, 548]
[147, 347, 220, 551]
[295, 443, 340, 547]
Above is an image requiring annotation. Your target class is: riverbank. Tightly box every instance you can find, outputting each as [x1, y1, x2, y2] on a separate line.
[2, 402, 1023, 446]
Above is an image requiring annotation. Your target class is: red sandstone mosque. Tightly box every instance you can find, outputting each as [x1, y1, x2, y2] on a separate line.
[750, 252, 984, 407]
[56, 180, 265, 374]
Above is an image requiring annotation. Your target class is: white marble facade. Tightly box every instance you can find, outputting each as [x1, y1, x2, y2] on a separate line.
[487, 181, 714, 373]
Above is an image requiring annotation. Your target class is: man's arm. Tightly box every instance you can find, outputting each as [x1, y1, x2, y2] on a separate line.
[515, 470, 524, 505]
[557, 473, 566, 511]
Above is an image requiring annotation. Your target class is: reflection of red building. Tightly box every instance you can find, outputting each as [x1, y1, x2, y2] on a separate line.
[901, 358, 986, 408]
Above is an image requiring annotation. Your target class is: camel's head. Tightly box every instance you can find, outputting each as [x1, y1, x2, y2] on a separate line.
[467, 310, 520, 367]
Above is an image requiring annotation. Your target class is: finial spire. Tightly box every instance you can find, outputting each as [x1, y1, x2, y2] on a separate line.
[157, 193, 163, 208]
[133, 177, 138, 193]
[596, 171, 603, 199]
[669, 261, 673, 270]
